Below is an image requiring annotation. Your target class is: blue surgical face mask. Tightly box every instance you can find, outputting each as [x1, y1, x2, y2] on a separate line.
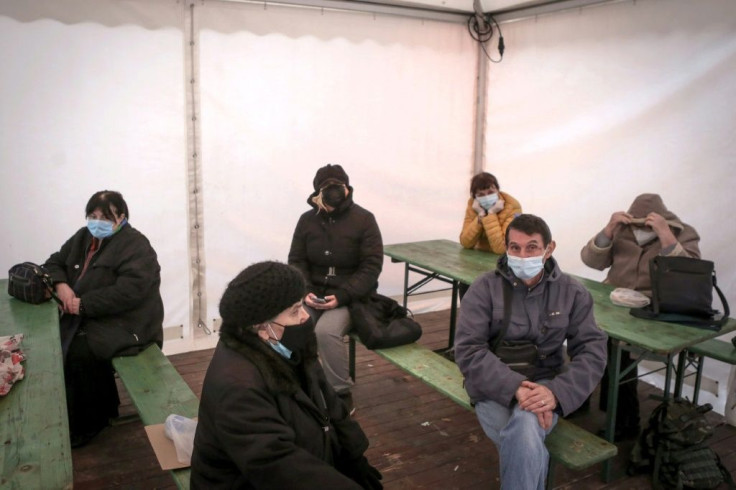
[87, 219, 115, 239]
[266, 324, 292, 359]
[507, 249, 548, 281]
[476, 193, 499, 210]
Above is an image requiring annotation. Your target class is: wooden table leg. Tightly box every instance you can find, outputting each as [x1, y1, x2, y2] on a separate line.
[602, 338, 622, 483]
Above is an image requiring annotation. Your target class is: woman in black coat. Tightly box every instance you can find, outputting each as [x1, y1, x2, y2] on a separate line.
[288, 164, 383, 411]
[44, 190, 164, 448]
[190, 261, 382, 489]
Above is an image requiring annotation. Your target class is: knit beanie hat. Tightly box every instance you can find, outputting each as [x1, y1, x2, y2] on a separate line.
[313, 164, 349, 191]
[219, 261, 306, 333]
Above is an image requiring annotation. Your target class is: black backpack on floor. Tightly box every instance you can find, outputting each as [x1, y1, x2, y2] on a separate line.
[629, 397, 734, 489]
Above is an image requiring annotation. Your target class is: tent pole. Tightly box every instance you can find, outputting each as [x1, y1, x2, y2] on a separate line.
[212, 0, 468, 23]
[473, 43, 488, 175]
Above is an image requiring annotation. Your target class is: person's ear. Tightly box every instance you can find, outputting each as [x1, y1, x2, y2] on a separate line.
[545, 241, 556, 258]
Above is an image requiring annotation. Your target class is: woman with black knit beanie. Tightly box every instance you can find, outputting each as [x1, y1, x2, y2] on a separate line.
[190, 261, 382, 490]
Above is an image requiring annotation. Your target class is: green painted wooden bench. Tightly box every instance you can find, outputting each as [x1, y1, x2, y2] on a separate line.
[353, 338, 617, 488]
[112, 344, 199, 490]
[678, 338, 736, 404]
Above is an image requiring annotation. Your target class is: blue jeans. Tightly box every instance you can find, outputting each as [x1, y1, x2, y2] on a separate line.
[475, 399, 558, 490]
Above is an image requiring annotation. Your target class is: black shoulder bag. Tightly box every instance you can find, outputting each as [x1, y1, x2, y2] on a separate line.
[349, 292, 422, 350]
[629, 256, 729, 331]
[491, 275, 538, 378]
[7, 262, 61, 305]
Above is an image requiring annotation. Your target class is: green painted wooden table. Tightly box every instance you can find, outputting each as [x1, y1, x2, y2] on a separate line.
[383, 240, 736, 481]
[385, 239, 501, 348]
[0, 279, 72, 489]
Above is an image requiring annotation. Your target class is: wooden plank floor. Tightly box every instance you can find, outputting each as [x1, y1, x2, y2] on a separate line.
[72, 309, 736, 489]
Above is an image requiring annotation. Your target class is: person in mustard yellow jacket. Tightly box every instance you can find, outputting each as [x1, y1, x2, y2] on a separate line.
[459, 172, 522, 298]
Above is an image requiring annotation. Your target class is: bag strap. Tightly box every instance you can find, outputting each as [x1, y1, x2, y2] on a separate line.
[25, 262, 62, 306]
[491, 275, 513, 353]
[712, 271, 730, 323]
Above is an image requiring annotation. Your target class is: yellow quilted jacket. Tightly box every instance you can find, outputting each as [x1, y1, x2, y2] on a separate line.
[459, 191, 522, 255]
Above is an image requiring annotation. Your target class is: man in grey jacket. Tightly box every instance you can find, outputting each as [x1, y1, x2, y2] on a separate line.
[455, 214, 607, 490]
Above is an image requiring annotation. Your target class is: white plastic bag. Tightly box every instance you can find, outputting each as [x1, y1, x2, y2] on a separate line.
[164, 414, 198, 465]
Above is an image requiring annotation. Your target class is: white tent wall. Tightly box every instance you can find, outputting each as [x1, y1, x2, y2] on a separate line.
[0, 0, 191, 340]
[2, 0, 735, 416]
[0, 1, 476, 350]
[197, 1, 476, 347]
[484, 0, 736, 414]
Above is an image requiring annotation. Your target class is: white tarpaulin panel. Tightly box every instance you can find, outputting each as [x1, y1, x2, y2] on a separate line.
[197, 1, 477, 332]
[484, 0, 736, 413]
[0, 0, 477, 352]
[2, 0, 735, 415]
[0, 0, 190, 338]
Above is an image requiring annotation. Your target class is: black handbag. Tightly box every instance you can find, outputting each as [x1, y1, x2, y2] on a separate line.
[7, 262, 60, 305]
[491, 275, 538, 378]
[629, 256, 729, 330]
[349, 293, 422, 350]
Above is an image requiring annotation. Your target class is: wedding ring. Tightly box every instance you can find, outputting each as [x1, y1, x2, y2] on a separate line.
[540, 400, 546, 406]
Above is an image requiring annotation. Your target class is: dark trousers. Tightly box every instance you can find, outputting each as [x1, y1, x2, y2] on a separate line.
[598, 338, 640, 430]
[64, 331, 120, 436]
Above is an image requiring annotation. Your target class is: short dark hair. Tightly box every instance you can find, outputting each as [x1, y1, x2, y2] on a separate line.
[85, 190, 129, 221]
[505, 214, 552, 247]
[470, 172, 500, 197]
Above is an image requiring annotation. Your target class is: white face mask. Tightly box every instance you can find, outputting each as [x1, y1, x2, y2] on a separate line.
[632, 228, 658, 246]
[476, 193, 499, 210]
[507, 249, 548, 281]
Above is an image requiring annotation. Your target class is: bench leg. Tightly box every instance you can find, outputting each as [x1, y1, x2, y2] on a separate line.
[693, 355, 705, 405]
[674, 351, 687, 398]
[349, 336, 356, 381]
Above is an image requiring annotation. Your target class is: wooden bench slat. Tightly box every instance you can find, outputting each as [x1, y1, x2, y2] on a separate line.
[112, 344, 198, 490]
[113, 344, 199, 424]
[688, 338, 736, 365]
[370, 341, 617, 471]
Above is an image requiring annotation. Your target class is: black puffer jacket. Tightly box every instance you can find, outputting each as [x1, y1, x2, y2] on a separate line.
[190, 329, 369, 489]
[288, 187, 383, 306]
[43, 223, 164, 359]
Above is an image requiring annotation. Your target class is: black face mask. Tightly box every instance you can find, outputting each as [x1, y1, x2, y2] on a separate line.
[322, 184, 346, 208]
[273, 319, 314, 354]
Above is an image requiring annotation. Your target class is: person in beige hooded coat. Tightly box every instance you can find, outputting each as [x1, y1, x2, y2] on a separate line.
[580, 193, 700, 438]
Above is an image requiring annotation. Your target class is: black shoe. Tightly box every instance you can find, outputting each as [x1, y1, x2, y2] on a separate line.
[70, 429, 102, 449]
[339, 393, 356, 416]
[597, 425, 640, 442]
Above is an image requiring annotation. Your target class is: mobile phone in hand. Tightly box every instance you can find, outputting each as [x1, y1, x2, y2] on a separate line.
[312, 297, 327, 304]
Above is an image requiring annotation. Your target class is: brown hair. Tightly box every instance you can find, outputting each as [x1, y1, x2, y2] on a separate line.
[505, 214, 552, 247]
[470, 172, 500, 197]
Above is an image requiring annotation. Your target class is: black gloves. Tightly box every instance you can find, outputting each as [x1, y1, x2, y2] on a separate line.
[340, 455, 383, 490]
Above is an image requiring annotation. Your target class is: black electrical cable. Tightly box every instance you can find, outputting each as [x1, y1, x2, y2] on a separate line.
[467, 13, 504, 63]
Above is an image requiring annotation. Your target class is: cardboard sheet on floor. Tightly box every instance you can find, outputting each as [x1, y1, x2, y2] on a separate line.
[144, 423, 190, 470]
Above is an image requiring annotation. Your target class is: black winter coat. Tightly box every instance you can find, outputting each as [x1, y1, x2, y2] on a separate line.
[288, 188, 383, 306]
[190, 330, 369, 489]
[44, 223, 164, 359]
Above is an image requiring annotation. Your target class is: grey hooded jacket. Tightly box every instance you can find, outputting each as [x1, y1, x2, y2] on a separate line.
[455, 256, 607, 416]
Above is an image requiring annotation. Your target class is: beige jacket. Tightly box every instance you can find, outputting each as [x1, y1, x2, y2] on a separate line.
[580, 194, 701, 296]
[459, 191, 522, 255]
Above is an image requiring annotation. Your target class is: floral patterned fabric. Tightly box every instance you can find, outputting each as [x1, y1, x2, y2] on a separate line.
[0, 334, 25, 396]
